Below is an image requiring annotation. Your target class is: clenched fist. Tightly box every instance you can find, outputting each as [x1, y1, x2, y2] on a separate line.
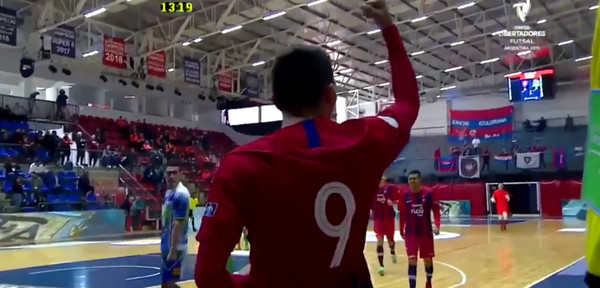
[361, 0, 393, 28]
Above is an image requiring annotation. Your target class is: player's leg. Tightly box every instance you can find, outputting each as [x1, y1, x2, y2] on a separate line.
[420, 237, 436, 288]
[501, 211, 509, 231]
[161, 250, 185, 288]
[385, 221, 397, 264]
[496, 207, 504, 231]
[405, 237, 419, 288]
[374, 220, 386, 275]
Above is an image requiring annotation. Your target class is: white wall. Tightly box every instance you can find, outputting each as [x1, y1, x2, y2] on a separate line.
[412, 100, 448, 136]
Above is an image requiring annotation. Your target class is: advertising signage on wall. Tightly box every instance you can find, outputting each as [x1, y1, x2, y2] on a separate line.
[103, 36, 127, 69]
[0, 6, 17, 46]
[52, 25, 76, 58]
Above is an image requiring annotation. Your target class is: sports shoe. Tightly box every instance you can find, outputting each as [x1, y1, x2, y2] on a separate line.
[425, 282, 432, 288]
[391, 254, 397, 263]
[378, 267, 385, 276]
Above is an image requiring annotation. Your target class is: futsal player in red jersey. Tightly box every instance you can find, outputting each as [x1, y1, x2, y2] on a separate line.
[371, 176, 398, 276]
[399, 170, 441, 288]
[194, 1, 420, 287]
[491, 183, 511, 231]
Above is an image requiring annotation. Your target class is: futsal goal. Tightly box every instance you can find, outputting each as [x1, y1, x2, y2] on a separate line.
[485, 182, 541, 216]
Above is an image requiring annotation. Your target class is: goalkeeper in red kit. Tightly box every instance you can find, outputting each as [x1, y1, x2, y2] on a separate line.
[194, 1, 420, 287]
[399, 170, 441, 288]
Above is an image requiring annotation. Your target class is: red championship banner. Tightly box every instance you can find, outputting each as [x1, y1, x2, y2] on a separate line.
[103, 35, 127, 69]
[147, 51, 166, 78]
[218, 70, 233, 93]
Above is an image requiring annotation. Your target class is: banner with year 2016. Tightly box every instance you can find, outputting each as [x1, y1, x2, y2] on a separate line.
[51, 25, 76, 58]
[103, 35, 127, 69]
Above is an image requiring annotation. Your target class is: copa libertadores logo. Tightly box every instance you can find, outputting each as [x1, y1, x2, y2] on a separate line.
[498, 0, 546, 52]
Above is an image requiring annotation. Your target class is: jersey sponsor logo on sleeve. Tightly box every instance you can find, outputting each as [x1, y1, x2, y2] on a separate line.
[204, 202, 218, 217]
[377, 116, 399, 129]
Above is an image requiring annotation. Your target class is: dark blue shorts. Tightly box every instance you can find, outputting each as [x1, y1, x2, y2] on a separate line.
[161, 250, 186, 283]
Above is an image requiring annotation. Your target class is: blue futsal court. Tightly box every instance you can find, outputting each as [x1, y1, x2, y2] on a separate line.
[0, 253, 250, 288]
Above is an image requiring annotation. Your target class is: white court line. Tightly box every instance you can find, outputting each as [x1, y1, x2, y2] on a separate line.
[30, 265, 160, 275]
[436, 261, 467, 288]
[523, 256, 585, 288]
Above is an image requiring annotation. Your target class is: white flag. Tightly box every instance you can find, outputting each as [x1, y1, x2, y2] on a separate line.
[459, 156, 480, 178]
[516, 152, 541, 169]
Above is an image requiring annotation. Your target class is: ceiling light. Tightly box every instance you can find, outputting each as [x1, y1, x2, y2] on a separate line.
[84, 7, 107, 18]
[575, 56, 592, 62]
[450, 41, 465, 46]
[167, 68, 175, 72]
[517, 51, 531, 56]
[307, 0, 328, 7]
[537, 19, 547, 24]
[36, 87, 45, 91]
[367, 29, 380, 35]
[504, 72, 522, 77]
[416, 75, 423, 79]
[193, 37, 202, 43]
[436, 95, 441, 98]
[252, 61, 266, 67]
[411, 16, 428, 23]
[558, 40, 574, 46]
[457, 2, 475, 9]
[348, 89, 358, 93]
[411, 51, 425, 56]
[338, 68, 353, 74]
[221, 25, 243, 34]
[263, 11, 286, 20]
[182, 41, 191, 46]
[82, 50, 99, 57]
[444, 66, 462, 72]
[590, 5, 599, 10]
[124, 95, 135, 99]
[480, 57, 500, 64]
[378, 82, 390, 86]
[440, 85, 456, 91]
[492, 29, 507, 36]
[375, 60, 388, 65]
[327, 40, 342, 46]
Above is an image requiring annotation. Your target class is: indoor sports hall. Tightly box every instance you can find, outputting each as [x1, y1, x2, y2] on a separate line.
[0, 0, 595, 287]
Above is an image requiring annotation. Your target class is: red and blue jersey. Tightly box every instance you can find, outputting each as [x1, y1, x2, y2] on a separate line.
[399, 188, 441, 237]
[372, 185, 397, 222]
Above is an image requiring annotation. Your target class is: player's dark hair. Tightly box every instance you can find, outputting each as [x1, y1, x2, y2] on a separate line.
[271, 45, 334, 117]
[408, 170, 422, 178]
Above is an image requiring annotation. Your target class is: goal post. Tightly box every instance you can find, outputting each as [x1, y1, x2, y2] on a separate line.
[485, 181, 541, 216]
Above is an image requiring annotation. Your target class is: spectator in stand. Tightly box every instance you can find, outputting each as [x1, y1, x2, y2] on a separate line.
[55, 89, 69, 120]
[88, 135, 100, 167]
[29, 159, 48, 177]
[130, 196, 146, 231]
[75, 131, 87, 166]
[4, 157, 20, 174]
[471, 137, 481, 154]
[450, 145, 460, 157]
[94, 128, 105, 145]
[21, 135, 34, 160]
[565, 114, 575, 132]
[120, 147, 136, 171]
[185, 144, 195, 160]
[143, 164, 165, 195]
[142, 141, 152, 153]
[168, 129, 177, 145]
[116, 116, 129, 137]
[12, 176, 24, 211]
[532, 144, 546, 168]
[461, 141, 471, 156]
[433, 147, 440, 170]
[481, 147, 490, 173]
[59, 134, 72, 166]
[11, 103, 27, 122]
[534, 117, 546, 132]
[101, 145, 115, 169]
[28, 91, 40, 117]
[165, 142, 175, 162]
[77, 171, 94, 196]
[155, 135, 165, 151]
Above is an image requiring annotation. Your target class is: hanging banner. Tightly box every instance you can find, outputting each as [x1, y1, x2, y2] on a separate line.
[51, 25, 76, 58]
[459, 156, 480, 179]
[243, 73, 259, 98]
[437, 156, 457, 172]
[147, 51, 165, 78]
[449, 106, 514, 142]
[218, 70, 233, 93]
[0, 7, 17, 46]
[516, 152, 541, 169]
[103, 35, 127, 69]
[183, 56, 201, 85]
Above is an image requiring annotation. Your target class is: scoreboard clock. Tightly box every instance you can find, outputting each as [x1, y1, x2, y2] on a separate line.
[160, 2, 193, 13]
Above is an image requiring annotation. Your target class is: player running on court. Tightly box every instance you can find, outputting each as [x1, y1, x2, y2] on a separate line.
[491, 183, 510, 231]
[194, 1, 420, 287]
[372, 176, 398, 276]
[161, 167, 191, 288]
[399, 170, 441, 288]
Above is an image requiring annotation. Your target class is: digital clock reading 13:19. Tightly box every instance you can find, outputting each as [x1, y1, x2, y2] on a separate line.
[160, 2, 193, 13]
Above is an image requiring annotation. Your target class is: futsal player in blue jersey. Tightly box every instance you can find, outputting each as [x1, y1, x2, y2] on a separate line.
[161, 166, 191, 288]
